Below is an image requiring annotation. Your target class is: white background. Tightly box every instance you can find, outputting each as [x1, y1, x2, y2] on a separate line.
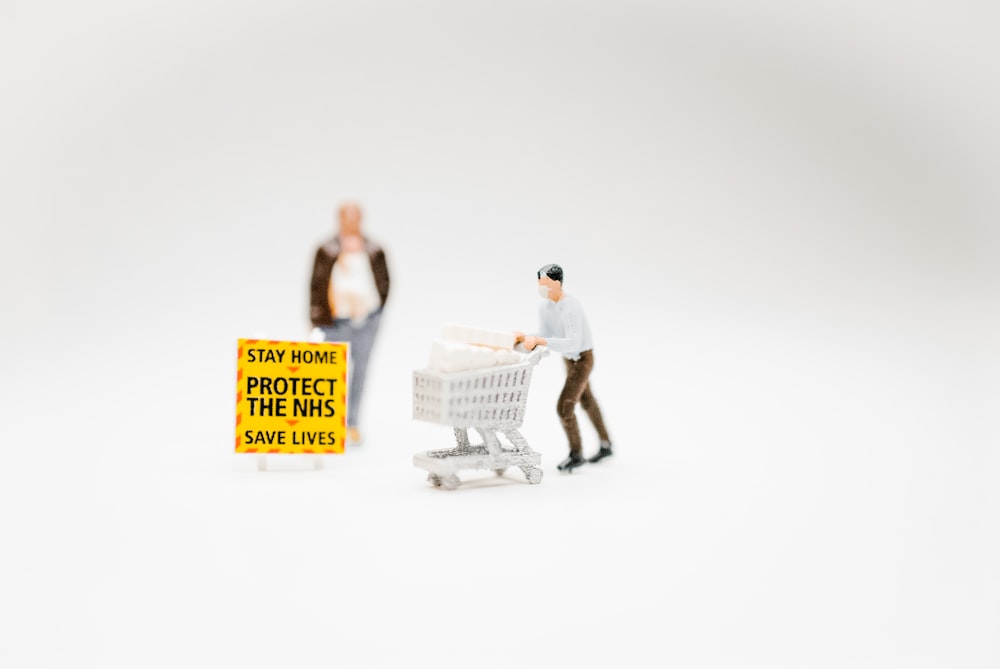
[2, 1, 998, 667]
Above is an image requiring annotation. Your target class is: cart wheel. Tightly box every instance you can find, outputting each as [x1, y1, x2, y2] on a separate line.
[523, 466, 543, 485]
[494, 468, 507, 477]
[441, 474, 461, 490]
[428, 474, 442, 487]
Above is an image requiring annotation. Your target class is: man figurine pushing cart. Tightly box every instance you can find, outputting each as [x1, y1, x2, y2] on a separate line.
[516, 264, 614, 473]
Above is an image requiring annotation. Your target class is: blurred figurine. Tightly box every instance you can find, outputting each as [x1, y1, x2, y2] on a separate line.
[310, 203, 390, 444]
[516, 264, 612, 473]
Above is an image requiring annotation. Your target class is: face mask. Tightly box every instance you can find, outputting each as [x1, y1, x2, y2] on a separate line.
[538, 285, 551, 299]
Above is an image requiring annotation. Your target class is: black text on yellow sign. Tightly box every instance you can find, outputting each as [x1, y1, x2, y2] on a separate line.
[235, 339, 348, 454]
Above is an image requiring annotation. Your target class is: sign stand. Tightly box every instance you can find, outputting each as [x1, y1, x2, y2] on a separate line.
[255, 454, 325, 471]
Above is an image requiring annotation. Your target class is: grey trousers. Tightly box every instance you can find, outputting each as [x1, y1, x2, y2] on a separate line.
[318, 310, 382, 428]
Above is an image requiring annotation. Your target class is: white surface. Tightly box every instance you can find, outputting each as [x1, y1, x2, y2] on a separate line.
[2, 1, 999, 667]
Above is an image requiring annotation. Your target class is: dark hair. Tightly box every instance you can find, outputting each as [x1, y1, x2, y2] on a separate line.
[537, 263, 563, 283]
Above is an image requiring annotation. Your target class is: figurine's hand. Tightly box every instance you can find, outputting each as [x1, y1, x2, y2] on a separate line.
[513, 331, 525, 344]
[522, 336, 541, 350]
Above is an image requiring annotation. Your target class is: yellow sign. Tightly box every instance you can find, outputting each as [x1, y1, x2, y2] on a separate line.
[235, 339, 348, 454]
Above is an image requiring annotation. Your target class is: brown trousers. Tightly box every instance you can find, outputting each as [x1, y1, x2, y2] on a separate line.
[559, 350, 610, 455]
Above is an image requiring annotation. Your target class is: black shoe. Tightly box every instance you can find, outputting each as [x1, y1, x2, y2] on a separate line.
[588, 442, 613, 463]
[557, 453, 586, 473]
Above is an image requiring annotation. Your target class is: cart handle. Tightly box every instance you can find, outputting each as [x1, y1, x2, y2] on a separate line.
[514, 344, 549, 365]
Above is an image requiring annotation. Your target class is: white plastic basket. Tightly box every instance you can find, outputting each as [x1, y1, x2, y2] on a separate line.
[413, 347, 547, 429]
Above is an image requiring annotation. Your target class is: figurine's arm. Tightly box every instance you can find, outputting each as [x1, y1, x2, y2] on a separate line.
[533, 303, 583, 354]
[520, 306, 552, 351]
[310, 247, 335, 326]
[371, 244, 390, 308]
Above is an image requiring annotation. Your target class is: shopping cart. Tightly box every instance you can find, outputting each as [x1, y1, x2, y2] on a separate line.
[412, 346, 548, 489]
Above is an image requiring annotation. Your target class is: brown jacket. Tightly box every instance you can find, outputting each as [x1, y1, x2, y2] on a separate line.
[310, 237, 390, 326]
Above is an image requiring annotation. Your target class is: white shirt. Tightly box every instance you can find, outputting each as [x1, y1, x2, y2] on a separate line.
[536, 293, 593, 360]
[330, 251, 380, 322]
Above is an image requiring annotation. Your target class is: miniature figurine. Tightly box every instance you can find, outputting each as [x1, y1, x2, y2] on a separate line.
[515, 264, 613, 473]
[309, 202, 390, 444]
